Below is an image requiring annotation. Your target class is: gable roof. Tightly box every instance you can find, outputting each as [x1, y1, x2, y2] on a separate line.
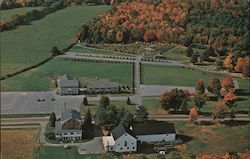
[60, 80, 79, 88]
[87, 81, 119, 89]
[132, 120, 175, 136]
[111, 124, 134, 140]
[61, 108, 81, 124]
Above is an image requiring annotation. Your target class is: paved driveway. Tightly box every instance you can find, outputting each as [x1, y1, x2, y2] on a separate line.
[78, 137, 104, 154]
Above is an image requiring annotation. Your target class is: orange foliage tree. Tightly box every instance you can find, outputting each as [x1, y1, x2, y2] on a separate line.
[189, 107, 198, 122]
[221, 75, 234, 92]
[234, 57, 244, 72]
[224, 54, 233, 70]
[223, 89, 237, 108]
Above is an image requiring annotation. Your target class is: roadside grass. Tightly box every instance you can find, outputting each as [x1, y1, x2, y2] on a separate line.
[1, 58, 132, 91]
[0, 5, 111, 77]
[33, 146, 121, 159]
[0, 113, 50, 118]
[163, 46, 189, 61]
[0, 7, 44, 23]
[1, 129, 40, 159]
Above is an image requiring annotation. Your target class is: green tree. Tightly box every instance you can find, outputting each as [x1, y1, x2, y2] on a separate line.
[83, 97, 88, 106]
[190, 53, 198, 64]
[134, 106, 148, 122]
[214, 58, 223, 70]
[49, 112, 56, 127]
[95, 106, 106, 125]
[207, 77, 222, 100]
[45, 132, 55, 140]
[200, 49, 210, 61]
[83, 108, 92, 128]
[168, 151, 183, 159]
[99, 96, 110, 108]
[193, 94, 206, 112]
[121, 111, 134, 128]
[185, 46, 194, 57]
[126, 97, 131, 105]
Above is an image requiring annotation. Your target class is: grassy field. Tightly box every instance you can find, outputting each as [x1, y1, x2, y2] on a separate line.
[33, 146, 120, 159]
[0, 113, 50, 118]
[1, 58, 132, 91]
[141, 64, 225, 86]
[1, 129, 40, 159]
[174, 121, 250, 157]
[0, 5, 111, 77]
[0, 7, 44, 22]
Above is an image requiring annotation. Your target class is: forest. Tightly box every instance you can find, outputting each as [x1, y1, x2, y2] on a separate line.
[76, 0, 250, 55]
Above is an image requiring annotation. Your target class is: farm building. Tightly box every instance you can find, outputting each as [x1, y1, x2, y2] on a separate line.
[55, 109, 82, 141]
[57, 74, 79, 95]
[102, 121, 176, 152]
[132, 120, 176, 143]
[87, 81, 120, 94]
[103, 124, 137, 152]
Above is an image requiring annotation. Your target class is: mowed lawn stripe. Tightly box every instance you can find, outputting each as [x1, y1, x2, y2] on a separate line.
[0, 5, 111, 77]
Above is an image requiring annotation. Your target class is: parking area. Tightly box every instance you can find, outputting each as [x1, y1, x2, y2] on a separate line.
[78, 137, 104, 154]
[1, 91, 83, 116]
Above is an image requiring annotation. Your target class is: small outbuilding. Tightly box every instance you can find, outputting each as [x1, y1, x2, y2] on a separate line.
[57, 74, 79, 95]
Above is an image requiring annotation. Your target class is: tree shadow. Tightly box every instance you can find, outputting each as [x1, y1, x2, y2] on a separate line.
[236, 97, 248, 102]
[237, 89, 250, 96]
[222, 120, 250, 127]
[176, 134, 193, 143]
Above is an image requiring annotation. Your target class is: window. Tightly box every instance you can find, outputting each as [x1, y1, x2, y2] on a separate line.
[64, 133, 67, 135]
[133, 147, 135, 149]
[127, 147, 129, 150]
[110, 147, 113, 150]
[120, 147, 122, 150]
[70, 133, 74, 135]
[124, 141, 127, 147]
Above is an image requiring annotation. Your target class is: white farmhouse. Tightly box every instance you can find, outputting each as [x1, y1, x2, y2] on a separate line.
[132, 120, 176, 143]
[103, 124, 137, 152]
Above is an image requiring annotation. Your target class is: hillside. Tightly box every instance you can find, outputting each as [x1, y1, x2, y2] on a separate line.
[76, 0, 250, 55]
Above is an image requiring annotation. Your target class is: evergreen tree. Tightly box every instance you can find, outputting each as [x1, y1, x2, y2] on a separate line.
[134, 106, 148, 122]
[83, 97, 88, 106]
[49, 112, 56, 127]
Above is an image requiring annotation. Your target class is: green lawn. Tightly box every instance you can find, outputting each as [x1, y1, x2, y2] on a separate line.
[0, 113, 50, 118]
[142, 64, 225, 86]
[1, 58, 132, 91]
[0, 7, 44, 23]
[0, 5, 111, 77]
[33, 146, 120, 159]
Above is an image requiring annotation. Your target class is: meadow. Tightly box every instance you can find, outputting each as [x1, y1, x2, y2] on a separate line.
[1, 129, 40, 159]
[0, 7, 44, 22]
[0, 5, 111, 77]
[1, 58, 133, 91]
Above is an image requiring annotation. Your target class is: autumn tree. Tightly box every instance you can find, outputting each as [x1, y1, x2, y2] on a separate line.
[242, 56, 250, 77]
[195, 79, 205, 95]
[223, 89, 237, 109]
[224, 54, 234, 71]
[189, 107, 198, 122]
[121, 111, 134, 128]
[207, 77, 222, 100]
[160, 88, 189, 111]
[235, 57, 244, 72]
[143, 30, 157, 42]
[221, 75, 234, 92]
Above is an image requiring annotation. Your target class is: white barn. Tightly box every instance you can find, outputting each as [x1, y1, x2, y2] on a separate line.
[132, 121, 176, 143]
[103, 124, 137, 152]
